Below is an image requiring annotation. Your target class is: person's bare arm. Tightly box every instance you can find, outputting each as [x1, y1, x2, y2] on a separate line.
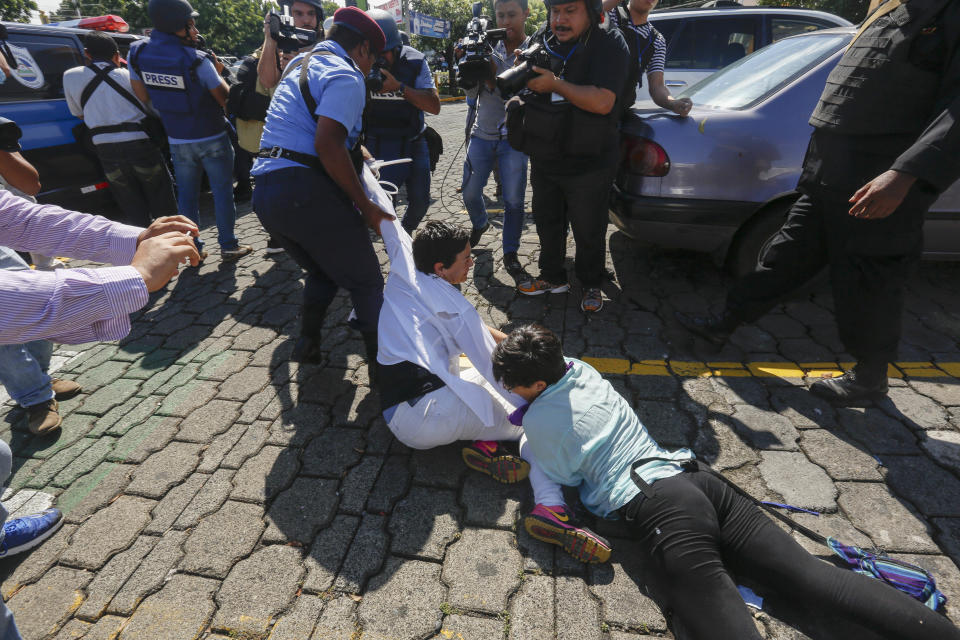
[601, 0, 619, 12]
[258, 15, 283, 89]
[210, 79, 230, 110]
[313, 116, 395, 234]
[130, 77, 151, 105]
[380, 69, 441, 115]
[0, 151, 40, 196]
[527, 66, 616, 114]
[647, 71, 692, 116]
[487, 324, 508, 344]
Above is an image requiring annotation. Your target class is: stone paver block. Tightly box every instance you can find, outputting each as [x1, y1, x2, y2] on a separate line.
[303, 514, 360, 593]
[51, 619, 92, 639]
[6, 566, 91, 640]
[301, 427, 364, 478]
[231, 326, 277, 351]
[444, 528, 522, 613]
[769, 387, 837, 429]
[108, 415, 181, 464]
[693, 416, 760, 471]
[197, 422, 248, 472]
[731, 404, 800, 451]
[61, 495, 154, 569]
[96, 396, 158, 437]
[109, 530, 188, 615]
[213, 545, 305, 636]
[50, 435, 118, 488]
[837, 482, 938, 552]
[238, 387, 277, 424]
[157, 380, 219, 417]
[173, 468, 234, 529]
[231, 444, 298, 503]
[118, 574, 217, 640]
[389, 486, 462, 560]
[907, 379, 960, 408]
[269, 594, 326, 640]
[757, 451, 837, 511]
[23, 437, 96, 489]
[339, 455, 384, 515]
[461, 474, 525, 528]
[881, 387, 950, 430]
[311, 594, 357, 640]
[589, 551, 667, 632]
[145, 472, 206, 534]
[176, 399, 240, 442]
[59, 462, 131, 524]
[220, 421, 269, 469]
[783, 512, 873, 557]
[217, 366, 271, 402]
[152, 363, 199, 396]
[358, 557, 444, 639]
[197, 350, 251, 381]
[76, 535, 158, 620]
[510, 574, 554, 640]
[74, 359, 127, 392]
[181, 500, 265, 578]
[332, 385, 380, 427]
[334, 513, 387, 593]
[440, 613, 505, 640]
[367, 455, 411, 514]
[79, 379, 141, 416]
[264, 476, 339, 544]
[634, 400, 694, 449]
[411, 444, 467, 489]
[556, 576, 601, 640]
[126, 442, 202, 499]
[836, 408, 920, 454]
[920, 430, 960, 473]
[883, 455, 960, 516]
[1, 523, 77, 598]
[799, 430, 882, 481]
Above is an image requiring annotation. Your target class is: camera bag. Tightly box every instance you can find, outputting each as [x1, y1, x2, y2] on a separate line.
[78, 63, 168, 151]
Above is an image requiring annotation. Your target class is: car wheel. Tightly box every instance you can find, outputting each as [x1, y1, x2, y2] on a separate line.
[727, 198, 796, 278]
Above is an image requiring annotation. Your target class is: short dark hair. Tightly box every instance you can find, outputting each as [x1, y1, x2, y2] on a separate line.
[492, 324, 567, 389]
[326, 23, 364, 51]
[84, 31, 119, 61]
[412, 221, 470, 275]
[496, 0, 529, 12]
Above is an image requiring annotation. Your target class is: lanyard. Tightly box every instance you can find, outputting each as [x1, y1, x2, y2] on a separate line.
[542, 35, 579, 66]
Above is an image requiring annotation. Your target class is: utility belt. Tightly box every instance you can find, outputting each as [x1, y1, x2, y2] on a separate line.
[619, 457, 699, 521]
[379, 360, 446, 422]
[257, 144, 364, 175]
[504, 93, 618, 159]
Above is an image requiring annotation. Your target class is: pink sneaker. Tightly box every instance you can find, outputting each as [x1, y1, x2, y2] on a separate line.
[461, 440, 530, 484]
[523, 504, 612, 563]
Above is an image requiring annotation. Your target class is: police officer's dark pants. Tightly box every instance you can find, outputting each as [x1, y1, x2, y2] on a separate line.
[252, 166, 383, 334]
[727, 137, 936, 369]
[95, 139, 177, 227]
[530, 162, 617, 288]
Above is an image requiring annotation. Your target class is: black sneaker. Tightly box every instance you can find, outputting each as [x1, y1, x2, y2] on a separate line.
[809, 369, 888, 405]
[676, 311, 738, 350]
[503, 252, 523, 274]
[264, 236, 285, 255]
[469, 223, 490, 249]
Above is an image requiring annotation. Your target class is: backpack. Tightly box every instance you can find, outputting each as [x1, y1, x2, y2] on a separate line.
[227, 56, 272, 122]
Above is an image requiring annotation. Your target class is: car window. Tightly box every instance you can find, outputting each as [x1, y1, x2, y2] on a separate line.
[0, 33, 82, 103]
[680, 32, 849, 110]
[771, 16, 834, 41]
[664, 16, 757, 70]
[649, 17, 680, 50]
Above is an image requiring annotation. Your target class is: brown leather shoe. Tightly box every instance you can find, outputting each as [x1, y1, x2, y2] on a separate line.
[26, 399, 62, 435]
[50, 378, 81, 401]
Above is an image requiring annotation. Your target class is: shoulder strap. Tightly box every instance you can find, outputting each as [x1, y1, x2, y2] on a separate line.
[282, 50, 337, 123]
[79, 67, 108, 111]
[640, 25, 659, 73]
[83, 64, 150, 118]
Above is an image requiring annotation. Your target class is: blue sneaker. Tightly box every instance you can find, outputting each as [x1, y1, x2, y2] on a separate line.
[0, 508, 63, 558]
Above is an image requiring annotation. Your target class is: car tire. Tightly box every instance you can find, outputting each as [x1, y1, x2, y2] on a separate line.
[727, 198, 796, 278]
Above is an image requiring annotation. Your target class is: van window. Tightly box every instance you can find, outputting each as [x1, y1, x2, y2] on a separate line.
[771, 17, 833, 41]
[665, 16, 757, 70]
[0, 33, 82, 102]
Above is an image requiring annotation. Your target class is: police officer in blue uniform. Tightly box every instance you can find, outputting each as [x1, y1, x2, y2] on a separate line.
[364, 10, 441, 234]
[251, 7, 392, 374]
[129, 0, 252, 262]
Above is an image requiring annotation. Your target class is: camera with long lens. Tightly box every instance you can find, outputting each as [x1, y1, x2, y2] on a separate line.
[496, 41, 555, 97]
[365, 57, 387, 93]
[267, 4, 320, 54]
[455, 1, 506, 88]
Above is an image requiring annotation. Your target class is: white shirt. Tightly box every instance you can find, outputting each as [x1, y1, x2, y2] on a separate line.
[367, 168, 520, 427]
[63, 62, 150, 145]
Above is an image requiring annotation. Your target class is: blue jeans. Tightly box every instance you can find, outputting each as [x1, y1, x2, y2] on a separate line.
[366, 135, 431, 234]
[169, 132, 239, 252]
[462, 136, 528, 254]
[0, 248, 53, 409]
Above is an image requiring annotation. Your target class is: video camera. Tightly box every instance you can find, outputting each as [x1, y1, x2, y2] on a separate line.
[496, 41, 556, 97]
[268, 4, 320, 54]
[365, 57, 388, 93]
[455, 1, 506, 88]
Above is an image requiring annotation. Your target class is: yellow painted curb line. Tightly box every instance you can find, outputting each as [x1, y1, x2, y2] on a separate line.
[440, 96, 466, 103]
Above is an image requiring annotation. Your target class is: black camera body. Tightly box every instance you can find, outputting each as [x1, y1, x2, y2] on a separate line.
[455, 2, 507, 88]
[268, 7, 320, 54]
[496, 41, 555, 97]
[0, 117, 23, 153]
[365, 57, 388, 93]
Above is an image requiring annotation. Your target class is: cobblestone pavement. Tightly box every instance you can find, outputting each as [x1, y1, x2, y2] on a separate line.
[3, 102, 960, 640]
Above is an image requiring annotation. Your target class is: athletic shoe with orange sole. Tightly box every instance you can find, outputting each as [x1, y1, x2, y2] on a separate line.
[524, 504, 612, 563]
[461, 440, 530, 484]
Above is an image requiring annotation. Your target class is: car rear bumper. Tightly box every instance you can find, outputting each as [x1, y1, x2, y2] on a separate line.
[608, 185, 759, 255]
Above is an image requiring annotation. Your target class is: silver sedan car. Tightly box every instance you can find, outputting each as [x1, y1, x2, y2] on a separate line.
[609, 27, 960, 276]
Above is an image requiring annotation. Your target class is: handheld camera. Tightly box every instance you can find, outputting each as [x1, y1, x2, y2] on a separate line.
[455, 1, 507, 88]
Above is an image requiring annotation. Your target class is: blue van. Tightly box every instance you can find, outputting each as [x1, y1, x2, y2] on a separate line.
[0, 21, 142, 210]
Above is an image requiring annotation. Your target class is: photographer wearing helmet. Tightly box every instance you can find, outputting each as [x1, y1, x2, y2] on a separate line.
[505, 0, 629, 313]
[128, 0, 253, 263]
[257, 0, 324, 91]
[364, 9, 441, 235]
[251, 8, 393, 372]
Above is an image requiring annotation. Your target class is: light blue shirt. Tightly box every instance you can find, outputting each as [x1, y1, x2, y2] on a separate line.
[521, 358, 694, 518]
[251, 40, 366, 175]
[129, 57, 223, 145]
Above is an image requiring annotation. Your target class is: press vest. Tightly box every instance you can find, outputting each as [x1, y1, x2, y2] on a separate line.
[364, 46, 427, 139]
[809, 0, 950, 136]
[129, 31, 225, 141]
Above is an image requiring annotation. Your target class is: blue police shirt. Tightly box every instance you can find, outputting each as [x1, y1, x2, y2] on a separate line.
[251, 40, 366, 175]
[129, 57, 224, 145]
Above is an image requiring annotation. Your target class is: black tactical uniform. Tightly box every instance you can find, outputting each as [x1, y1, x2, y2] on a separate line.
[684, 0, 960, 402]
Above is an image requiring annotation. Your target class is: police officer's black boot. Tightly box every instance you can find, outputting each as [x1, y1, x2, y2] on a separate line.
[291, 304, 326, 364]
[676, 310, 740, 350]
[809, 360, 889, 406]
[361, 331, 379, 386]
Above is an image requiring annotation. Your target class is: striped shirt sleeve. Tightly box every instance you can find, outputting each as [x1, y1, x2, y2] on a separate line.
[647, 30, 666, 75]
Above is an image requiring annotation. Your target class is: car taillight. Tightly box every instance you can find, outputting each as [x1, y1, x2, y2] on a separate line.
[621, 136, 670, 177]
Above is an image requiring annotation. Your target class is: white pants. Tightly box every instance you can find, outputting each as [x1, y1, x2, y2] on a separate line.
[387, 367, 564, 506]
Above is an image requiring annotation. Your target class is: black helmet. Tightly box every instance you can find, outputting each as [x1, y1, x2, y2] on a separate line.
[367, 8, 403, 52]
[148, 0, 198, 34]
[544, 0, 603, 21]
